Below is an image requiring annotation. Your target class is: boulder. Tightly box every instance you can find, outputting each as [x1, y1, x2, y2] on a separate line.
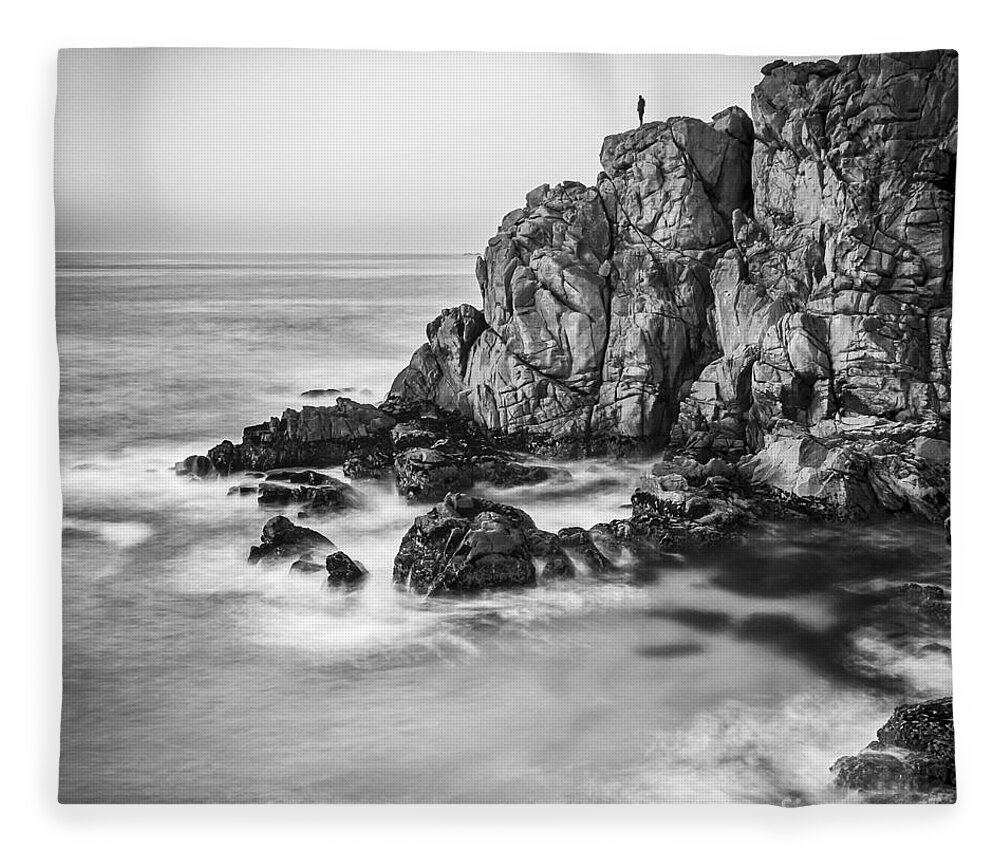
[393, 447, 474, 501]
[831, 697, 955, 803]
[256, 478, 363, 516]
[174, 454, 215, 478]
[392, 493, 571, 595]
[247, 516, 334, 564]
[325, 551, 368, 588]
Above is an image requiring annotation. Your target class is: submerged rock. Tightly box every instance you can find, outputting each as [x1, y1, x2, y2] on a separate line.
[831, 697, 955, 803]
[247, 515, 334, 564]
[392, 493, 577, 596]
[289, 553, 326, 574]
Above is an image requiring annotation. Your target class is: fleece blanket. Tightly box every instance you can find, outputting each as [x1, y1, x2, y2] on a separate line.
[56, 48, 955, 804]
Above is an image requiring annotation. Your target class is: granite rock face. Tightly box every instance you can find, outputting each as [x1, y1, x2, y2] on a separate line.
[593, 109, 754, 439]
[394, 112, 754, 449]
[395, 52, 955, 520]
[673, 51, 956, 518]
[206, 51, 955, 525]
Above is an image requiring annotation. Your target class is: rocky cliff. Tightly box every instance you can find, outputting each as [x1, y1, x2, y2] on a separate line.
[393, 50, 956, 518]
[393, 108, 755, 447]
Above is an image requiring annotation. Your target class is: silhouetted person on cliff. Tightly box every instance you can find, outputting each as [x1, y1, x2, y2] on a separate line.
[637, 94, 645, 127]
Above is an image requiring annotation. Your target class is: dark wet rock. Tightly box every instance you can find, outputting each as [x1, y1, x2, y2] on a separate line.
[265, 469, 338, 485]
[174, 454, 216, 478]
[557, 526, 610, 570]
[206, 398, 397, 474]
[832, 697, 955, 803]
[248, 515, 334, 564]
[300, 388, 343, 398]
[197, 396, 559, 503]
[523, 529, 575, 579]
[393, 493, 572, 596]
[256, 479, 363, 516]
[471, 458, 567, 489]
[393, 447, 474, 501]
[832, 753, 911, 793]
[390, 422, 442, 452]
[342, 448, 394, 480]
[325, 551, 368, 588]
[226, 483, 258, 496]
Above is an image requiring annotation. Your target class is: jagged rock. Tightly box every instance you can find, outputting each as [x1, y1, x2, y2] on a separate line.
[831, 697, 955, 803]
[325, 551, 368, 588]
[247, 516, 334, 564]
[393, 447, 474, 501]
[207, 398, 397, 474]
[471, 457, 567, 489]
[264, 469, 337, 485]
[343, 448, 394, 480]
[737, 421, 950, 521]
[392, 493, 573, 595]
[592, 109, 754, 439]
[256, 479, 363, 516]
[672, 51, 955, 519]
[390, 305, 486, 413]
[557, 526, 610, 570]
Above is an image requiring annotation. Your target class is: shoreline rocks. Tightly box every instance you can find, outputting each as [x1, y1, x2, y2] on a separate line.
[831, 697, 955, 803]
[392, 493, 608, 596]
[247, 515, 334, 563]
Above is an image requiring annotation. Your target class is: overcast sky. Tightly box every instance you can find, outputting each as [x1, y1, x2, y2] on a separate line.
[55, 49, 818, 253]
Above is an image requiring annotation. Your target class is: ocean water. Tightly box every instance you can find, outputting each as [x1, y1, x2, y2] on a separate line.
[57, 252, 951, 803]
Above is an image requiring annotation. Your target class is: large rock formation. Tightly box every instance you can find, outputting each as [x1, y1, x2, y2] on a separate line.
[392, 110, 755, 449]
[683, 51, 957, 518]
[393, 493, 613, 596]
[197, 51, 954, 523]
[201, 397, 565, 501]
[394, 50, 955, 518]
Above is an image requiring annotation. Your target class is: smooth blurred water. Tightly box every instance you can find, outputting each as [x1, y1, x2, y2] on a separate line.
[57, 253, 952, 803]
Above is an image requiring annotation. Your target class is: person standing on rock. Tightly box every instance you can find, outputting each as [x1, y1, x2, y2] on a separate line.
[637, 94, 645, 126]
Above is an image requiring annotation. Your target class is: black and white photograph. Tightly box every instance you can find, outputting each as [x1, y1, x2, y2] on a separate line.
[50, 44, 958, 806]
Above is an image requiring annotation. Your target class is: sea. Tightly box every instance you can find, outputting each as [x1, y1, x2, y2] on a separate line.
[56, 252, 952, 803]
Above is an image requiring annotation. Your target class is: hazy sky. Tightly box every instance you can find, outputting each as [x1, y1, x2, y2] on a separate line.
[55, 49, 818, 253]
